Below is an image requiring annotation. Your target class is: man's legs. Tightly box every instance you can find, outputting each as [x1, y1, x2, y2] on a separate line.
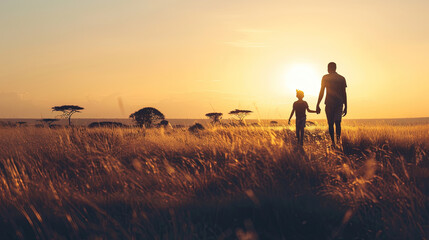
[295, 122, 299, 140]
[328, 123, 335, 146]
[326, 105, 336, 146]
[326, 103, 344, 147]
[334, 103, 343, 145]
[295, 125, 299, 140]
[335, 121, 341, 143]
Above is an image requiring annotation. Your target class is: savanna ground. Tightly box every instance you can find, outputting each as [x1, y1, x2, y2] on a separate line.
[0, 122, 428, 239]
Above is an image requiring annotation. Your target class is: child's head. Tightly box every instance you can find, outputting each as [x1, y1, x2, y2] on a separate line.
[296, 90, 304, 99]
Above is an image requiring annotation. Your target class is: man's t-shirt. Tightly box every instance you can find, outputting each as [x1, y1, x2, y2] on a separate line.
[322, 72, 347, 106]
[293, 100, 308, 119]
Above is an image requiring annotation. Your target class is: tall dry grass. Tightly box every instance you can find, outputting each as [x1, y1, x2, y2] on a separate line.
[0, 124, 427, 239]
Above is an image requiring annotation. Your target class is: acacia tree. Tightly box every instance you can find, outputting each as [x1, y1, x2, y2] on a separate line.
[52, 105, 84, 126]
[229, 109, 252, 123]
[205, 112, 223, 124]
[129, 107, 165, 128]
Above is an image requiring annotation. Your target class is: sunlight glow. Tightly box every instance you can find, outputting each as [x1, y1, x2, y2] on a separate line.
[284, 63, 320, 96]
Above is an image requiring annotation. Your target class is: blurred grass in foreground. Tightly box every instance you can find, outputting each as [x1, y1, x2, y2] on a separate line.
[0, 123, 428, 239]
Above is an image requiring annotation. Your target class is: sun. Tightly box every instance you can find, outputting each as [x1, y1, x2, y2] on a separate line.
[284, 63, 320, 96]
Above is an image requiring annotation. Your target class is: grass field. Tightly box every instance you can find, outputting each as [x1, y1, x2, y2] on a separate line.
[0, 123, 428, 239]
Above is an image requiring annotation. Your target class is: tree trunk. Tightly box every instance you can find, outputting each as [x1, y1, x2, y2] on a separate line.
[68, 117, 71, 126]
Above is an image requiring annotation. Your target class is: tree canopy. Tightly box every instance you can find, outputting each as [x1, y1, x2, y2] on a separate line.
[205, 112, 223, 124]
[52, 105, 84, 112]
[229, 109, 252, 122]
[129, 107, 165, 128]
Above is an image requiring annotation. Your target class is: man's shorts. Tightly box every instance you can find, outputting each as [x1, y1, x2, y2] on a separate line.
[325, 103, 343, 124]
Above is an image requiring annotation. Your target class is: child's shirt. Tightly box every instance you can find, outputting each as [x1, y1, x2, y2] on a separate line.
[293, 100, 308, 119]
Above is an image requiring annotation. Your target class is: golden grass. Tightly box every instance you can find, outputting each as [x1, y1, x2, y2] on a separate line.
[0, 124, 427, 239]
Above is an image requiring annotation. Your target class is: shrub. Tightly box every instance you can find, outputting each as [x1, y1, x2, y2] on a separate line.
[129, 107, 165, 128]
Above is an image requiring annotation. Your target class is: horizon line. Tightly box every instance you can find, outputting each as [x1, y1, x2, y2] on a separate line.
[1, 117, 429, 121]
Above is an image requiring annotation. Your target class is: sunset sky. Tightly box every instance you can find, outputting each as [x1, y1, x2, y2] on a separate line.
[1, 0, 428, 119]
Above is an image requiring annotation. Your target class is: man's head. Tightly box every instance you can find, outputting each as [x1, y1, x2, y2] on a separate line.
[296, 90, 304, 100]
[328, 62, 336, 73]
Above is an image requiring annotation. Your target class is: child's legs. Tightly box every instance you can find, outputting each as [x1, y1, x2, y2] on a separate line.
[295, 117, 306, 144]
[335, 121, 341, 140]
[296, 126, 304, 143]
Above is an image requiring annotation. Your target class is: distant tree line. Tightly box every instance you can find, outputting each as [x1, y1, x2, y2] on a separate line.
[8, 104, 253, 129]
[129, 107, 253, 128]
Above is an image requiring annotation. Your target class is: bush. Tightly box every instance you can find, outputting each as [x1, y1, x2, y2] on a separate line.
[129, 107, 165, 128]
[188, 123, 205, 133]
[88, 121, 126, 128]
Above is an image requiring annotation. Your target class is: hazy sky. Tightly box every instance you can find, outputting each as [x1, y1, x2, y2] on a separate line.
[1, 0, 428, 119]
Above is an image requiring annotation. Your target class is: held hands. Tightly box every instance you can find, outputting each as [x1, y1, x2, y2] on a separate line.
[316, 105, 321, 114]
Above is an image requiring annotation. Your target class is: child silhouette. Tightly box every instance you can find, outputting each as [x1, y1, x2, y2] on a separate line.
[288, 90, 317, 145]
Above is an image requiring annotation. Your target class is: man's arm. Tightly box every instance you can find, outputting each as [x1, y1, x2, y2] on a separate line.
[288, 109, 295, 124]
[343, 89, 347, 117]
[316, 78, 325, 113]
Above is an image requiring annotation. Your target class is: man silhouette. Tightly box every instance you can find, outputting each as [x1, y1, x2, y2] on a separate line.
[316, 62, 347, 147]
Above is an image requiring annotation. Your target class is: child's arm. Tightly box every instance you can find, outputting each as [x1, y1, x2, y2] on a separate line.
[307, 106, 317, 113]
[306, 102, 317, 113]
[288, 109, 295, 125]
